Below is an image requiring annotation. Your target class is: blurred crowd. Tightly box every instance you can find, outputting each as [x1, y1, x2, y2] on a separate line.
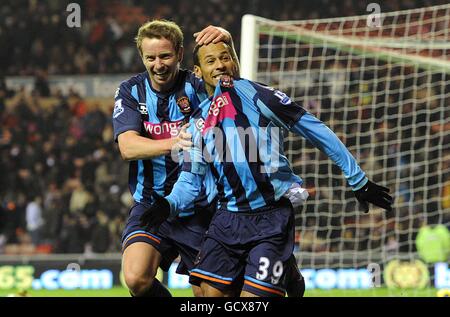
[0, 82, 131, 254]
[1, 0, 448, 76]
[0, 0, 449, 255]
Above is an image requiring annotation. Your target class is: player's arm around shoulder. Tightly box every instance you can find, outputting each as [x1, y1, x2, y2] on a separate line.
[113, 80, 190, 161]
[117, 124, 192, 161]
[117, 130, 178, 161]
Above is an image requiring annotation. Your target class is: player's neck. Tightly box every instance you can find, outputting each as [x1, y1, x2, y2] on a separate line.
[205, 85, 215, 97]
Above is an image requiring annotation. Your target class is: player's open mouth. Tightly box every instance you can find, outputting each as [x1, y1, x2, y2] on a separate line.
[212, 73, 230, 80]
[154, 72, 169, 80]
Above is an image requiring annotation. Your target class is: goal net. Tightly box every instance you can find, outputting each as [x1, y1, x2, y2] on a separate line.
[240, 4, 450, 294]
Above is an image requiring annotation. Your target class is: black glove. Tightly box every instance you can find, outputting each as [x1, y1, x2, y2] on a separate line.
[139, 193, 170, 232]
[354, 180, 393, 213]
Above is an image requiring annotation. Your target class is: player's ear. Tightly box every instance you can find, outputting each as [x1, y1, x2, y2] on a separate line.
[194, 65, 203, 79]
[233, 63, 239, 77]
[178, 47, 184, 63]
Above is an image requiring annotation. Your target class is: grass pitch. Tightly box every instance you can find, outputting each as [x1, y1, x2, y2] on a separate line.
[0, 287, 438, 297]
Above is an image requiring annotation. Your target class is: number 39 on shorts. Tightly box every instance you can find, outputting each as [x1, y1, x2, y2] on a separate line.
[256, 257, 284, 284]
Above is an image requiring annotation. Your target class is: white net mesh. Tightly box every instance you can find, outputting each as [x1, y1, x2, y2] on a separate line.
[241, 4, 450, 293]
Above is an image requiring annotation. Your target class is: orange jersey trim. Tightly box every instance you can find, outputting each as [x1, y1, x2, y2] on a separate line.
[244, 280, 285, 296]
[123, 233, 161, 246]
[190, 272, 233, 285]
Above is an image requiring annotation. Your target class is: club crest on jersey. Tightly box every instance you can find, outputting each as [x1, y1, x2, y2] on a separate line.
[220, 75, 234, 88]
[176, 96, 191, 114]
[138, 103, 148, 115]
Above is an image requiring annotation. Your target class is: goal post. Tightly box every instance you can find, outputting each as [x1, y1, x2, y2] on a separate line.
[240, 5, 450, 79]
[240, 5, 450, 293]
[240, 14, 259, 80]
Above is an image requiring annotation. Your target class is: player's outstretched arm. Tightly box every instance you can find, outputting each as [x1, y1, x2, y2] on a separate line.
[235, 80, 393, 213]
[291, 113, 367, 189]
[291, 113, 393, 212]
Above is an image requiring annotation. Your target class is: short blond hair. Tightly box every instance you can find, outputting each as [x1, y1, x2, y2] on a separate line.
[135, 19, 183, 56]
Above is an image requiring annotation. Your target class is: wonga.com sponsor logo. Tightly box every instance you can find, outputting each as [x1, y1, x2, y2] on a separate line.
[143, 120, 183, 140]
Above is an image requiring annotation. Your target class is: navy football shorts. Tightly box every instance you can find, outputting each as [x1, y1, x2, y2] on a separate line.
[189, 199, 295, 297]
[122, 202, 211, 275]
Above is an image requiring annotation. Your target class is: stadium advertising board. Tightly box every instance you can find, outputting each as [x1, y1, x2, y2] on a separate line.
[168, 262, 449, 290]
[0, 263, 119, 290]
[434, 262, 450, 289]
[302, 268, 373, 289]
[0, 260, 448, 290]
[384, 260, 430, 289]
[166, 266, 375, 290]
[0, 260, 162, 291]
[5, 75, 132, 98]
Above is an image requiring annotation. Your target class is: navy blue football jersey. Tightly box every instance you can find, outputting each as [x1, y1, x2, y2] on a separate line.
[166, 77, 367, 213]
[112, 69, 215, 216]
